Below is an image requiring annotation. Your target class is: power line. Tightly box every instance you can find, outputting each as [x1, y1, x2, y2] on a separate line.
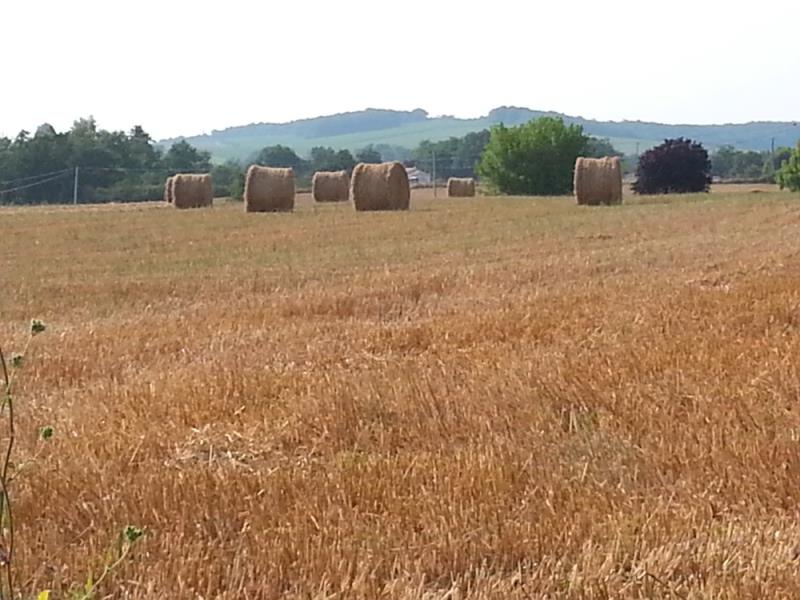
[83, 166, 209, 174]
[0, 168, 72, 186]
[0, 171, 72, 196]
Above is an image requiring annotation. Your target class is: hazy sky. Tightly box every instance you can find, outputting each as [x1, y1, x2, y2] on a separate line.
[2, 0, 798, 139]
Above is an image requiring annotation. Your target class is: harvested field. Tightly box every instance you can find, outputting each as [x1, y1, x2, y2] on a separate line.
[2, 187, 800, 597]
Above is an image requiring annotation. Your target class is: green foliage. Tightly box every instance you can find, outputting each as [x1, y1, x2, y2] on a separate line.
[412, 130, 490, 180]
[124, 526, 144, 544]
[34, 124, 57, 139]
[584, 137, 622, 158]
[0, 120, 214, 205]
[248, 144, 363, 188]
[777, 143, 800, 192]
[211, 161, 245, 199]
[477, 117, 588, 195]
[249, 144, 358, 187]
[254, 144, 304, 170]
[69, 526, 145, 599]
[412, 130, 619, 182]
[309, 147, 356, 172]
[162, 140, 211, 172]
[711, 145, 777, 181]
[355, 145, 382, 164]
[772, 147, 794, 171]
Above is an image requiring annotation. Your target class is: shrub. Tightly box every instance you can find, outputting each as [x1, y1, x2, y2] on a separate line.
[477, 117, 587, 196]
[632, 138, 711, 194]
[777, 143, 800, 192]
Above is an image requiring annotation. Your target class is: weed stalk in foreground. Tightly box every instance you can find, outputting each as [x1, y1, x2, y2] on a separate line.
[2, 321, 143, 600]
[0, 319, 46, 599]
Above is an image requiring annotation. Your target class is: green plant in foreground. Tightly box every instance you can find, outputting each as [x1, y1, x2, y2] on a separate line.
[0, 320, 48, 599]
[2, 321, 144, 599]
[65, 526, 145, 600]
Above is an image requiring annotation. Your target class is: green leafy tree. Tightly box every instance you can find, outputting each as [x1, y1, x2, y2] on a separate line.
[309, 147, 355, 172]
[477, 117, 588, 195]
[412, 130, 490, 179]
[70, 116, 98, 139]
[732, 150, 765, 180]
[712, 145, 791, 182]
[254, 145, 306, 171]
[355, 145, 382, 164]
[211, 161, 245, 198]
[126, 126, 161, 169]
[34, 123, 57, 139]
[162, 140, 212, 172]
[0, 119, 212, 205]
[764, 146, 794, 182]
[711, 145, 737, 178]
[777, 143, 800, 192]
[584, 137, 621, 158]
[772, 147, 793, 171]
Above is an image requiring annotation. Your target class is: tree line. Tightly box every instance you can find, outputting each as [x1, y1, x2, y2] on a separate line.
[0, 118, 220, 204]
[0, 119, 392, 204]
[474, 119, 800, 195]
[3, 117, 799, 205]
[710, 145, 793, 182]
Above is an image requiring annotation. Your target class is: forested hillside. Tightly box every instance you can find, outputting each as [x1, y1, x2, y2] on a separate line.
[161, 107, 800, 162]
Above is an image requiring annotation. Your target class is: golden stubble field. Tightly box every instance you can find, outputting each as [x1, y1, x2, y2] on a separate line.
[2, 186, 800, 598]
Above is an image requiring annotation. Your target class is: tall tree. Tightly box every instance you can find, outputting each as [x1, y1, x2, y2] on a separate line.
[254, 145, 305, 171]
[584, 137, 621, 158]
[163, 140, 212, 171]
[477, 117, 587, 195]
[355, 145, 382, 164]
[34, 123, 57, 139]
[309, 147, 355, 172]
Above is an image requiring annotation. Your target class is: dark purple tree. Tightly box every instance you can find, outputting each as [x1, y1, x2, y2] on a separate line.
[633, 138, 711, 194]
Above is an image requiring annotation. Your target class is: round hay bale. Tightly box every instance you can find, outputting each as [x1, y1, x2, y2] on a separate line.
[244, 166, 295, 212]
[163, 176, 176, 203]
[350, 162, 410, 211]
[172, 174, 213, 209]
[312, 170, 350, 202]
[447, 177, 476, 198]
[574, 157, 623, 206]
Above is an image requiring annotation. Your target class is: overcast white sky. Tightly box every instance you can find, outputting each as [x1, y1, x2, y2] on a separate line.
[1, 0, 798, 140]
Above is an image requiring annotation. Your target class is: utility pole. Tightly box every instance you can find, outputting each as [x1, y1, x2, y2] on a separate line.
[432, 150, 437, 199]
[73, 166, 79, 204]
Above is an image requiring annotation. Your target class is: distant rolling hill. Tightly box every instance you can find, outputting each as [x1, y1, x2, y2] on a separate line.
[159, 107, 800, 163]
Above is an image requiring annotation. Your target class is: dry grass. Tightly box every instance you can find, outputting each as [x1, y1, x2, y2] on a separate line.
[2, 187, 800, 598]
